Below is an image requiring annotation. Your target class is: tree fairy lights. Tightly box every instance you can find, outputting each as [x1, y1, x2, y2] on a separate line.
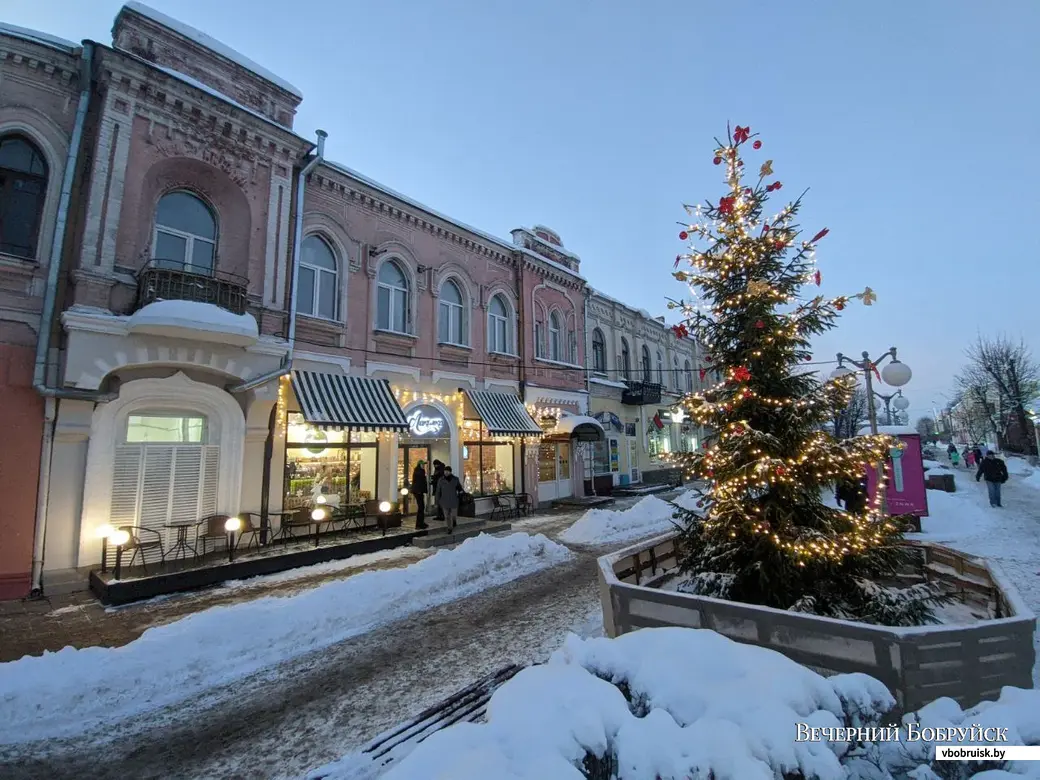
[665, 125, 946, 625]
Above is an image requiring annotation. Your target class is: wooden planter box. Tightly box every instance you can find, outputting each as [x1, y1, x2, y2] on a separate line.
[597, 534, 1035, 715]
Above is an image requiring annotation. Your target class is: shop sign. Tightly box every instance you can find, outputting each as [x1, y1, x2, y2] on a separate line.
[406, 405, 448, 438]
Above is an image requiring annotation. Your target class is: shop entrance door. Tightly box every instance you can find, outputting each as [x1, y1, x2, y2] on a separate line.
[537, 440, 573, 501]
[397, 444, 430, 515]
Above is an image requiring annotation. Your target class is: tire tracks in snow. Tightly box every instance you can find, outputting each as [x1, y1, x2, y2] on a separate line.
[0, 548, 605, 780]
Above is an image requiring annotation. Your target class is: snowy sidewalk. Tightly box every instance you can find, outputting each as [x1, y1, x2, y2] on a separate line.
[910, 464, 1040, 684]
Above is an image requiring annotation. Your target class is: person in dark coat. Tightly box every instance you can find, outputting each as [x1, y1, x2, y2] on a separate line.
[431, 460, 445, 523]
[972, 445, 984, 466]
[410, 460, 428, 530]
[836, 478, 868, 514]
[434, 465, 463, 533]
[976, 451, 1009, 508]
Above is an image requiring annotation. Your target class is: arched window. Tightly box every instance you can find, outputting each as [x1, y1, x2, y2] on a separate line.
[487, 294, 511, 354]
[657, 351, 664, 385]
[641, 345, 652, 383]
[549, 312, 561, 361]
[591, 329, 606, 373]
[684, 360, 693, 392]
[620, 338, 631, 380]
[377, 260, 410, 333]
[153, 190, 217, 274]
[0, 135, 49, 259]
[298, 235, 338, 320]
[673, 356, 680, 389]
[438, 279, 466, 345]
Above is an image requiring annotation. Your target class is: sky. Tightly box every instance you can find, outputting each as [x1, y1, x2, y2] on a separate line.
[6, 0, 1039, 423]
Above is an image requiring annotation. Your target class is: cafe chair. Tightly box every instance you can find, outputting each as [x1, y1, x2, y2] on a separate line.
[117, 525, 165, 572]
[195, 514, 232, 557]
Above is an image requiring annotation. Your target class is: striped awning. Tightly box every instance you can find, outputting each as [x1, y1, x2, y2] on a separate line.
[290, 371, 408, 431]
[464, 389, 543, 437]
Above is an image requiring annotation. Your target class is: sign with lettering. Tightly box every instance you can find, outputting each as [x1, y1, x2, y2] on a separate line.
[406, 405, 448, 438]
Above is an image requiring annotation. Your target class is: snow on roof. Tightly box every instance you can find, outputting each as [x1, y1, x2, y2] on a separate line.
[120, 52, 307, 140]
[515, 245, 586, 281]
[122, 2, 302, 98]
[516, 226, 581, 261]
[0, 21, 78, 52]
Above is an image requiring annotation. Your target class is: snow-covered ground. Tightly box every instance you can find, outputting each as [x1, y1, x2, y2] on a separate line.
[558, 491, 699, 546]
[909, 462, 1040, 684]
[341, 627, 1040, 780]
[0, 532, 570, 745]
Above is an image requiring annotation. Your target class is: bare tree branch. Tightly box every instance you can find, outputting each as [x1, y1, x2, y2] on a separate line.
[957, 335, 1039, 455]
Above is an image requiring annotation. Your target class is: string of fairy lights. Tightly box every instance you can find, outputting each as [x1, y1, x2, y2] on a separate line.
[662, 128, 902, 564]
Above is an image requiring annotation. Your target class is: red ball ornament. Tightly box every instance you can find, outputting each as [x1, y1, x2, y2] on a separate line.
[805, 355, 813, 362]
[753, 140, 762, 150]
[776, 466, 787, 476]
[679, 231, 688, 240]
[755, 320, 765, 329]
[713, 156, 722, 165]
[835, 302, 845, 311]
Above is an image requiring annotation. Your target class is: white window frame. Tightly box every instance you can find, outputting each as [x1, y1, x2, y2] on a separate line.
[487, 295, 511, 354]
[621, 339, 631, 380]
[377, 260, 411, 334]
[299, 235, 339, 320]
[438, 279, 467, 346]
[153, 192, 216, 276]
[657, 351, 664, 386]
[685, 360, 693, 392]
[124, 411, 209, 444]
[549, 313, 561, 361]
[641, 346, 652, 383]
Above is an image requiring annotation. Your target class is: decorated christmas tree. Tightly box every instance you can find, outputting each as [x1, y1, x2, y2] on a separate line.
[667, 125, 945, 626]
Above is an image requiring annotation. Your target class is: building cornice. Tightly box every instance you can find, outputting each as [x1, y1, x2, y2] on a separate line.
[97, 45, 311, 154]
[317, 163, 515, 267]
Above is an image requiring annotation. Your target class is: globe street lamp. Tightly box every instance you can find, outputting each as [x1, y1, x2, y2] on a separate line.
[832, 347, 913, 436]
[874, 389, 909, 426]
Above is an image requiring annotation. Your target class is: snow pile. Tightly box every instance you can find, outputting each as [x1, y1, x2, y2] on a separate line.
[559, 495, 685, 545]
[1005, 456, 1035, 478]
[0, 532, 571, 744]
[914, 485, 995, 542]
[127, 299, 259, 345]
[922, 459, 943, 471]
[356, 627, 1040, 780]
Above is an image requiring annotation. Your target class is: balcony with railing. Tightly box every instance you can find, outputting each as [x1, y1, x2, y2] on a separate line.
[127, 259, 259, 346]
[135, 259, 249, 315]
[622, 380, 663, 406]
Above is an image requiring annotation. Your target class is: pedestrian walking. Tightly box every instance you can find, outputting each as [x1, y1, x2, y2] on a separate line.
[431, 459, 445, 524]
[435, 465, 463, 533]
[972, 445, 984, 466]
[976, 450, 1009, 508]
[410, 460, 428, 530]
[950, 449, 961, 468]
[837, 477, 868, 514]
[964, 447, 976, 469]
[946, 442, 957, 461]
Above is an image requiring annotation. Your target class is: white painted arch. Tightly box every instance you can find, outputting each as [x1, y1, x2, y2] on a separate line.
[76, 372, 246, 566]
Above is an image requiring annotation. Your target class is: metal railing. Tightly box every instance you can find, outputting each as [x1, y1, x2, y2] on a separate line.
[622, 380, 663, 405]
[135, 259, 249, 315]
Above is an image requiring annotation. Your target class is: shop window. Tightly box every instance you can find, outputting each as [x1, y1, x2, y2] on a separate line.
[125, 413, 207, 443]
[591, 437, 619, 475]
[462, 441, 514, 496]
[283, 412, 378, 509]
[0, 135, 48, 259]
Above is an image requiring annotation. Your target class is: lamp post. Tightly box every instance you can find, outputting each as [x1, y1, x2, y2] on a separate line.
[96, 524, 115, 573]
[830, 347, 913, 435]
[379, 500, 392, 537]
[225, 516, 242, 562]
[872, 389, 909, 426]
[111, 528, 130, 580]
[831, 347, 913, 516]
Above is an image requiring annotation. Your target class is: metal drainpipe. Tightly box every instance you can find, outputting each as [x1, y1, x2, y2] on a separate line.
[229, 129, 326, 394]
[29, 42, 114, 596]
[515, 251, 528, 500]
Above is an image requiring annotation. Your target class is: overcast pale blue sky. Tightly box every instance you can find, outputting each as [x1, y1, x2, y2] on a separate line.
[6, 0, 1039, 422]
